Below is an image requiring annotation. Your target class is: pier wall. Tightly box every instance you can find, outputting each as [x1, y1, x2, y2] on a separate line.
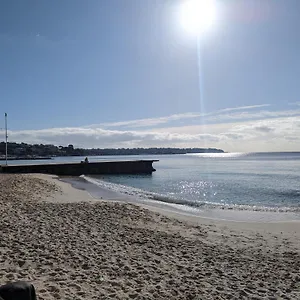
[0, 160, 158, 176]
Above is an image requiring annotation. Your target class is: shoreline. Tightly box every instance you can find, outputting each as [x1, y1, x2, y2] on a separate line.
[51, 174, 300, 239]
[62, 174, 300, 224]
[1, 173, 299, 299]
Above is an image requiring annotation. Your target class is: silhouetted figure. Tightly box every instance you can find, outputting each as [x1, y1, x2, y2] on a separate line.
[0, 281, 37, 300]
[81, 157, 89, 164]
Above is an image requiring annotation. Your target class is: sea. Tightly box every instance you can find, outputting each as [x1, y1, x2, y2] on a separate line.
[2, 152, 300, 222]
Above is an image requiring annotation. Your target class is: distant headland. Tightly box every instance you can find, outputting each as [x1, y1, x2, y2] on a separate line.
[0, 142, 224, 159]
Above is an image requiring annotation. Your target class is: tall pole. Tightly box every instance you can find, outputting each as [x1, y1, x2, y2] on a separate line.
[5, 113, 7, 165]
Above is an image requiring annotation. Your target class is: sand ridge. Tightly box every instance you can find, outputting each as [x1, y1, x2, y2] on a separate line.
[0, 174, 300, 299]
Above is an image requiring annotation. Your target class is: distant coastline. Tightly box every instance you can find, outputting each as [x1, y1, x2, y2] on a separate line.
[0, 156, 52, 161]
[0, 142, 224, 158]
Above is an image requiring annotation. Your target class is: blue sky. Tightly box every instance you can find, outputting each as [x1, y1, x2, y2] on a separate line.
[1, 0, 300, 151]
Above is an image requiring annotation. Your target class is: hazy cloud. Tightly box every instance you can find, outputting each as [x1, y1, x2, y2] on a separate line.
[8, 127, 222, 149]
[253, 126, 274, 133]
[4, 107, 300, 152]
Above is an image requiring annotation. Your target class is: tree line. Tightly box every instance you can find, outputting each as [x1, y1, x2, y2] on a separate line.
[0, 142, 224, 157]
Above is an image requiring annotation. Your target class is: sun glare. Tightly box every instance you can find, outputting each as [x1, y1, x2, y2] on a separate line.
[179, 0, 217, 36]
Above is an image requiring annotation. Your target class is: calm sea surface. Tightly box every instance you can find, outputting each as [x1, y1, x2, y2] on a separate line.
[2, 152, 300, 221]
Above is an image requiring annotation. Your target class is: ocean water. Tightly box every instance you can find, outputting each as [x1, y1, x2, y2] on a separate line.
[77, 152, 300, 222]
[3, 153, 300, 221]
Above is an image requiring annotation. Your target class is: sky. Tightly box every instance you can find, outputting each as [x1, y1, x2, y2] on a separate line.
[1, 0, 300, 152]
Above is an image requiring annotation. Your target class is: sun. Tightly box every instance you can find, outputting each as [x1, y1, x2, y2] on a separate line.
[179, 0, 217, 36]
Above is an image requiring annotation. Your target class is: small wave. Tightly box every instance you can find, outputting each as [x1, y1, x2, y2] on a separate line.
[80, 175, 300, 213]
[80, 175, 195, 206]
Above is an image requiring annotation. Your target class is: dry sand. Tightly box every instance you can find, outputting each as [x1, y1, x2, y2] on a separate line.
[0, 173, 299, 300]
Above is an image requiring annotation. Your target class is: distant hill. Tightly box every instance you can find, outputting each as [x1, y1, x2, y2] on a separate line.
[0, 142, 224, 158]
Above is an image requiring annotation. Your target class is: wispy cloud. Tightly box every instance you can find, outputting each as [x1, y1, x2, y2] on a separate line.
[211, 104, 270, 114]
[288, 101, 300, 106]
[206, 109, 300, 123]
[89, 104, 270, 129]
[94, 112, 200, 129]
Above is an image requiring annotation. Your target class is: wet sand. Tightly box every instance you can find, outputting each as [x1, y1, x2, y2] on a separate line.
[0, 174, 299, 299]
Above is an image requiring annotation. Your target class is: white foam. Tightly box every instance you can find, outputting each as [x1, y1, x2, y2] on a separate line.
[80, 175, 300, 213]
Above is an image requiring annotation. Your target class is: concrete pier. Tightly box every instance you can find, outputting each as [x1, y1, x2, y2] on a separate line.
[0, 160, 158, 176]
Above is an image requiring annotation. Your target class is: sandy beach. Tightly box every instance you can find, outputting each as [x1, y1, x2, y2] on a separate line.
[0, 174, 299, 299]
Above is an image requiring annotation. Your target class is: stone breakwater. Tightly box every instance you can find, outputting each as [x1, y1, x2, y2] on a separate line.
[0, 160, 158, 176]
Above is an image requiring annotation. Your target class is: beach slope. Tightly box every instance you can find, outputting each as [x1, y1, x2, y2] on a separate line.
[0, 174, 299, 299]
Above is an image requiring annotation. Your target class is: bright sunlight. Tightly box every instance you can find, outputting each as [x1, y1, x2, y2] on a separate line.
[179, 0, 217, 36]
